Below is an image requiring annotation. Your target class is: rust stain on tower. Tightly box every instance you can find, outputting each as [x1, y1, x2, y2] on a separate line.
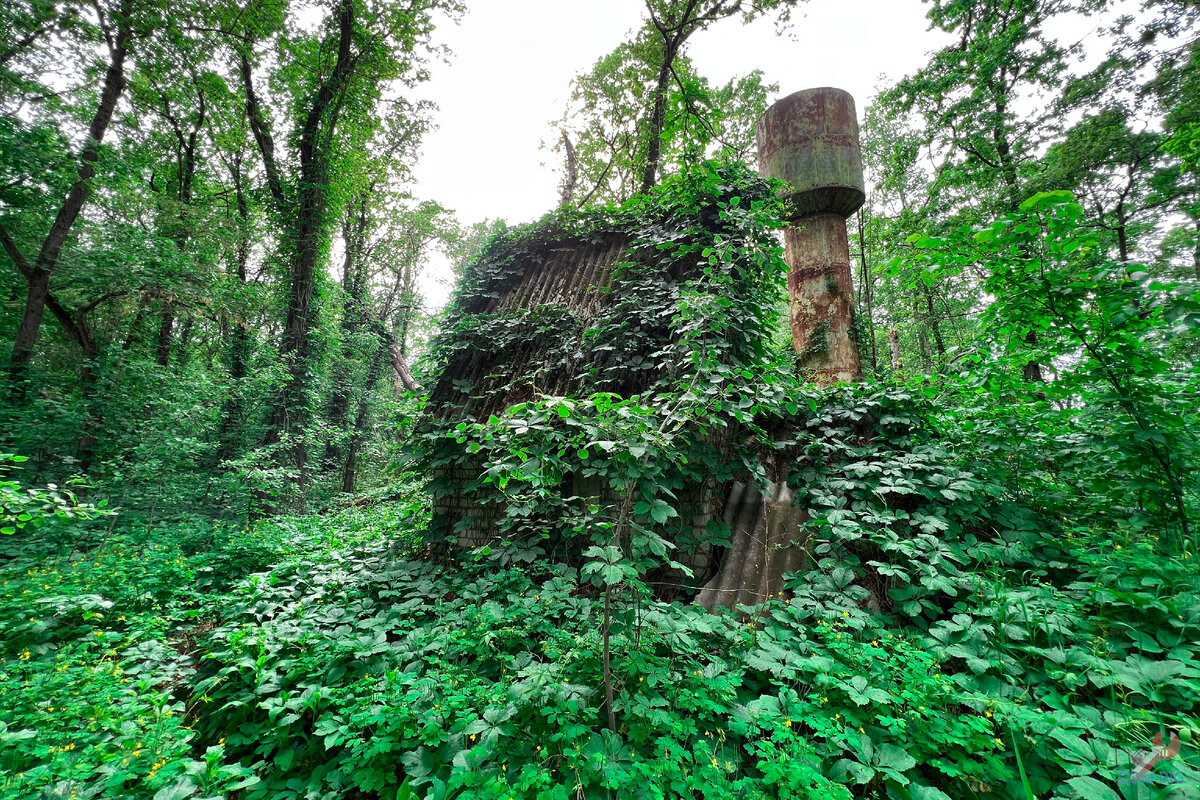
[757, 87, 865, 385]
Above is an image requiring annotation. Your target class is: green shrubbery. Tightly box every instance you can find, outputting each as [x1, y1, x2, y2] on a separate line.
[1, 178, 1197, 799]
[3, 436, 1195, 799]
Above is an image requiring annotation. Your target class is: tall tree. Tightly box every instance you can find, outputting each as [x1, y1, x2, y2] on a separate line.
[552, 0, 797, 206]
[637, 0, 801, 192]
[3, 0, 134, 369]
[238, 0, 460, 502]
[867, 0, 1106, 382]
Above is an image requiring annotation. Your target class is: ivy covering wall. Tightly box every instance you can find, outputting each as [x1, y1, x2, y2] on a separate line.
[419, 162, 792, 570]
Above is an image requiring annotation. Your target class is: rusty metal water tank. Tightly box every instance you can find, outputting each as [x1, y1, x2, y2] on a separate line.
[756, 87, 865, 221]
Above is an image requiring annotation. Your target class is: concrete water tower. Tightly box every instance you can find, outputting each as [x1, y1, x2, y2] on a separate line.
[756, 88, 865, 385]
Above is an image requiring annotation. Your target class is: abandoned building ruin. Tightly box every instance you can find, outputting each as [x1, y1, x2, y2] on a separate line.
[425, 88, 866, 611]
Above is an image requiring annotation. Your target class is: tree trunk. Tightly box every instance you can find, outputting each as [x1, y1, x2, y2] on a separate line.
[341, 335, 388, 493]
[122, 302, 147, 352]
[257, 0, 357, 505]
[155, 309, 174, 367]
[923, 285, 945, 365]
[639, 49, 675, 195]
[560, 129, 577, 207]
[174, 315, 193, 371]
[1022, 331, 1044, 384]
[216, 155, 253, 464]
[1193, 218, 1199, 281]
[323, 203, 369, 470]
[10, 2, 130, 366]
[889, 328, 902, 374]
[857, 210, 877, 375]
[1116, 200, 1129, 266]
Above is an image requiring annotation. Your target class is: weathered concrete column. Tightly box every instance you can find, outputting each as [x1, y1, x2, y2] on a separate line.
[757, 88, 865, 385]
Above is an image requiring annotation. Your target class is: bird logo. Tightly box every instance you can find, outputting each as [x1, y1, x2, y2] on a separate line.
[1121, 731, 1182, 779]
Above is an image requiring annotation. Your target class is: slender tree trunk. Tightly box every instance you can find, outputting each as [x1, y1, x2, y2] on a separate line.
[559, 129, 577, 207]
[174, 315, 193, 371]
[122, 302, 147, 352]
[324, 202, 369, 470]
[216, 155, 253, 463]
[154, 84, 204, 372]
[1193, 218, 1199, 281]
[341, 336, 387, 493]
[856, 210, 877, 374]
[923, 285, 945, 364]
[639, 49, 675, 195]
[13, 269, 53, 364]
[1116, 201, 1130, 267]
[156, 309, 174, 367]
[1022, 331, 1044, 383]
[10, 2, 130, 366]
[889, 328, 902, 375]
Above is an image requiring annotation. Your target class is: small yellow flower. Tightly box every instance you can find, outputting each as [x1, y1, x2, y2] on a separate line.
[842, 611, 849, 617]
[784, 720, 792, 728]
[985, 711, 993, 718]
[995, 737, 1003, 746]
[859, 727, 865, 733]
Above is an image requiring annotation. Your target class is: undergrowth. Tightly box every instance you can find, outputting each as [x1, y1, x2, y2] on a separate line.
[1, 176, 1197, 800]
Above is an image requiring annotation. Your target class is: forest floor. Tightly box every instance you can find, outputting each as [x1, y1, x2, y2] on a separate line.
[1, 493, 1197, 800]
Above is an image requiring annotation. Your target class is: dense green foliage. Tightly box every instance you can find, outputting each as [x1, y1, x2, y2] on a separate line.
[3, 0, 1200, 798]
[4, 170, 1199, 799]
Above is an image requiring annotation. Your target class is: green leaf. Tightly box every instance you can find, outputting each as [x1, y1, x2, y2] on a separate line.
[153, 778, 198, 800]
[874, 743, 916, 772]
[1066, 776, 1120, 800]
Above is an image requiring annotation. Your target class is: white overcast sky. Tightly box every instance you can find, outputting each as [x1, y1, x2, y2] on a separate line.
[412, 0, 945, 224]
[408, 0, 947, 307]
